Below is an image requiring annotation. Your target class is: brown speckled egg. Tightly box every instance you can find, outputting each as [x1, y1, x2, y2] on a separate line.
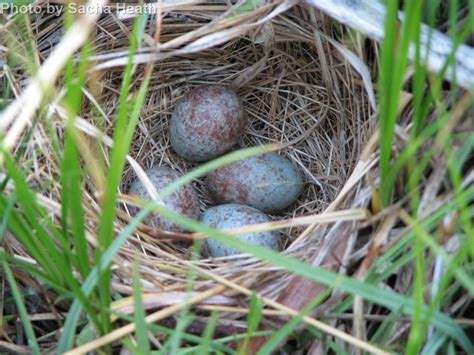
[128, 166, 200, 232]
[169, 85, 247, 162]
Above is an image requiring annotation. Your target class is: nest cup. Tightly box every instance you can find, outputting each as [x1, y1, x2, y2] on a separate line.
[34, 3, 376, 298]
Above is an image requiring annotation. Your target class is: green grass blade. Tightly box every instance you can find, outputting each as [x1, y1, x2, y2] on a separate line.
[2, 260, 40, 355]
[0, 250, 70, 296]
[258, 287, 332, 355]
[239, 293, 263, 354]
[199, 311, 220, 354]
[1, 152, 101, 329]
[379, 0, 424, 206]
[167, 243, 201, 354]
[0, 193, 15, 243]
[133, 262, 151, 354]
[378, 0, 400, 206]
[58, 206, 151, 352]
[60, 34, 93, 279]
[1, 153, 65, 282]
[370, 307, 403, 349]
[402, 212, 474, 296]
[61, 131, 90, 278]
[95, 12, 151, 333]
[117, 312, 240, 353]
[421, 332, 447, 355]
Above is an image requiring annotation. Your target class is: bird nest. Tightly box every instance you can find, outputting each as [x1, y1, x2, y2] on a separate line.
[8, 0, 377, 323]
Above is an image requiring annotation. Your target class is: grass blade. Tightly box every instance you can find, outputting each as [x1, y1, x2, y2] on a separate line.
[132, 262, 151, 354]
[199, 311, 220, 354]
[2, 260, 40, 355]
[95, 11, 151, 333]
[57, 206, 151, 352]
[239, 293, 263, 354]
[258, 288, 332, 355]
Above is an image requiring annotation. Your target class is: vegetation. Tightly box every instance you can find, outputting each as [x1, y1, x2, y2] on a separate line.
[0, 0, 472, 353]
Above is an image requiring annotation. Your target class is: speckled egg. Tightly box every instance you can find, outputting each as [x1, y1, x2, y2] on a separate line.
[169, 85, 247, 162]
[205, 153, 304, 213]
[200, 204, 281, 257]
[128, 166, 200, 232]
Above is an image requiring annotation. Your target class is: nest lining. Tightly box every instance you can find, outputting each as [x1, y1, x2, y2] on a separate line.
[115, 17, 374, 294]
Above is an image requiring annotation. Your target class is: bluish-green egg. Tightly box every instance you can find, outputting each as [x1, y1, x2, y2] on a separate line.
[205, 153, 304, 213]
[200, 204, 281, 257]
